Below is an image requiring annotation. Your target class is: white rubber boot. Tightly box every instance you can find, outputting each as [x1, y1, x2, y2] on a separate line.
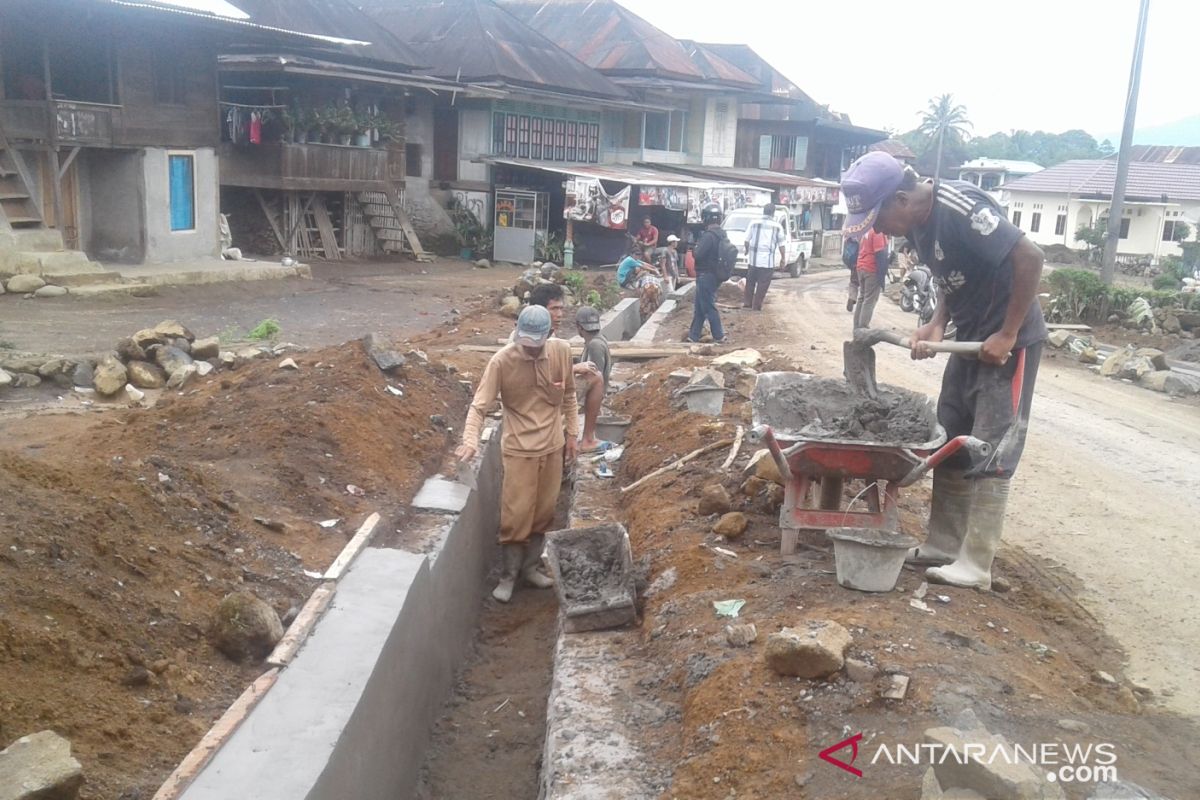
[906, 468, 972, 566]
[521, 534, 555, 589]
[492, 544, 524, 603]
[926, 478, 1010, 591]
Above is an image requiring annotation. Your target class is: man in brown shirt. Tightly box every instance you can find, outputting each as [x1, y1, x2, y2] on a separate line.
[457, 305, 578, 603]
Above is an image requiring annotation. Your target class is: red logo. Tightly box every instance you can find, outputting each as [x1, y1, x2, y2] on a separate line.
[819, 733, 864, 777]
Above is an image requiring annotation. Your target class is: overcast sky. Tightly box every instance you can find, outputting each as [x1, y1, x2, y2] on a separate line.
[623, 0, 1196, 142]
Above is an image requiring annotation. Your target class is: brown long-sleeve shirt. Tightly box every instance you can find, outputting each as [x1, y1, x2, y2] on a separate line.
[462, 340, 578, 456]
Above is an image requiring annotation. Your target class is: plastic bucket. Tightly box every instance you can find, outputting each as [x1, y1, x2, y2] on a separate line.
[680, 386, 725, 417]
[595, 414, 632, 444]
[826, 528, 919, 592]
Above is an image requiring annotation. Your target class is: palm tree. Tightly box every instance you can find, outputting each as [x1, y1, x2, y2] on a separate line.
[917, 94, 972, 181]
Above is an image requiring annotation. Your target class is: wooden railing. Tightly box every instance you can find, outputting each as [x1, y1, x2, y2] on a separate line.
[220, 142, 393, 190]
[0, 100, 116, 146]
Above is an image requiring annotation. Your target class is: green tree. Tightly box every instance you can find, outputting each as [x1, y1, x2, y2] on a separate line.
[1074, 223, 1106, 264]
[917, 94, 972, 181]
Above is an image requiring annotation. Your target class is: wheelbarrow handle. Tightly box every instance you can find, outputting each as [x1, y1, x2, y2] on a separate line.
[747, 424, 794, 482]
[898, 435, 992, 487]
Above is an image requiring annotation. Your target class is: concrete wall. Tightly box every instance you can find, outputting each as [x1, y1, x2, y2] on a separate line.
[84, 149, 146, 263]
[141, 147, 221, 262]
[700, 96, 737, 168]
[458, 109, 492, 184]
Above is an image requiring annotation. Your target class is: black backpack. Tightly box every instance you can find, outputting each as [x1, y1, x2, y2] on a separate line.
[841, 236, 859, 269]
[716, 233, 738, 281]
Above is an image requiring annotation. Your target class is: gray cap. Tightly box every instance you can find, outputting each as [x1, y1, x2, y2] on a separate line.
[515, 304, 552, 347]
[576, 306, 601, 332]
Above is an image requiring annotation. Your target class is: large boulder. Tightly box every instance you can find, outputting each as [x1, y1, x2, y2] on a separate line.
[765, 620, 852, 679]
[1134, 347, 1169, 371]
[115, 337, 146, 363]
[153, 345, 193, 376]
[126, 360, 167, 389]
[1119, 356, 1157, 381]
[1099, 345, 1135, 378]
[210, 592, 284, 662]
[33, 285, 68, 298]
[0, 730, 84, 800]
[499, 295, 522, 319]
[166, 364, 197, 390]
[698, 484, 732, 516]
[191, 336, 220, 360]
[131, 328, 165, 349]
[154, 319, 194, 341]
[1141, 370, 1200, 396]
[92, 356, 128, 397]
[6, 274, 45, 294]
[924, 717, 1066, 800]
[36, 359, 76, 387]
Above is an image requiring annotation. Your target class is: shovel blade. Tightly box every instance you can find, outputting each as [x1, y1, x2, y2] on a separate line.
[843, 340, 879, 399]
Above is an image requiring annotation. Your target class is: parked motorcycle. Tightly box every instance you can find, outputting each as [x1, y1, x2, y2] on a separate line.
[901, 263, 939, 325]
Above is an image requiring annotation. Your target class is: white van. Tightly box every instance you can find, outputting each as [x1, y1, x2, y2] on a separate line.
[722, 206, 813, 278]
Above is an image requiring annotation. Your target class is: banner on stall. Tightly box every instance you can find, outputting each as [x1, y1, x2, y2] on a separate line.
[684, 187, 773, 223]
[565, 177, 630, 230]
[637, 185, 689, 211]
[778, 185, 839, 205]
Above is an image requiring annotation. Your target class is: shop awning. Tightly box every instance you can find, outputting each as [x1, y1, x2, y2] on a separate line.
[635, 162, 840, 204]
[485, 158, 771, 191]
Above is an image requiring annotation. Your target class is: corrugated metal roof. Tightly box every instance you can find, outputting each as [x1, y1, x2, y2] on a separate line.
[870, 139, 916, 159]
[675, 41, 762, 89]
[635, 162, 829, 189]
[99, 0, 369, 44]
[227, 0, 424, 67]
[1001, 159, 1200, 202]
[362, 0, 628, 99]
[487, 158, 770, 190]
[958, 158, 1043, 174]
[1122, 145, 1200, 165]
[499, 0, 755, 87]
[698, 43, 823, 110]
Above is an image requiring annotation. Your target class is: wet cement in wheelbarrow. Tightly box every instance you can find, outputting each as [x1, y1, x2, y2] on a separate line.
[554, 529, 631, 605]
[762, 378, 932, 444]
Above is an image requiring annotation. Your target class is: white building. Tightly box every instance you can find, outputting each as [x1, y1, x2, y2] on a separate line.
[958, 158, 1044, 191]
[999, 159, 1200, 263]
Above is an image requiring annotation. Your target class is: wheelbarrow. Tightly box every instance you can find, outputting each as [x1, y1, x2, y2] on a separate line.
[747, 372, 990, 555]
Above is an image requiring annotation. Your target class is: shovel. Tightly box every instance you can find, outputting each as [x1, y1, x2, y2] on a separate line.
[843, 329, 991, 398]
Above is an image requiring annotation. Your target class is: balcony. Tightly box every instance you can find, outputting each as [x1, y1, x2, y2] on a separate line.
[219, 142, 397, 191]
[0, 100, 116, 146]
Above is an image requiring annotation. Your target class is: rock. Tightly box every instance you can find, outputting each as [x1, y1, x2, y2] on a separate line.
[1144, 371, 1200, 396]
[122, 666, 152, 687]
[740, 476, 768, 497]
[1119, 355, 1156, 381]
[6, 274, 46, 293]
[1046, 330, 1075, 348]
[236, 347, 265, 362]
[926, 714, 1067, 800]
[166, 364, 197, 390]
[686, 367, 725, 389]
[921, 768, 987, 800]
[154, 320, 194, 342]
[194, 361, 214, 377]
[363, 333, 407, 372]
[191, 336, 220, 359]
[725, 623, 757, 648]
[0, 280, 4, 295]
[1099, 345, 1135, 378]
[278, 357, 299, 370]
[882, 673, 910, 700]
[0, 368, 11, 388]
[765, 620, 852, 679]
[699, 484, 732, 516]
[406, 349, 430, 364]
[114, 337, 146, 364]
[209, 591, 284, 662]
[712, 348, 763, 368]
[11, 373, 41, 389]
[713, 512, 748, 539]
[0, 355, 44, 374]
[1056, 719, 1090, 733]
[0, 730, 84, 800]
[93, 356, 128, 397]
[33, 284, 68, 298]
[219, 351, 237, 368]
[125, 384, 145, 402]
[154, 345, 193, 376]
[171, 337, 192, 354]
[765, 483, 785, 509]
[1094, 670, 1117, 685]
[499, 295, 522, 319]
[1087, 779, 1167, 799]
[1134, 347, 1169, 371]
[131, 328, 165, 349]
[474, 258, 491, 269]
[126, 361, 167, 389]
[1077, 346, 1099, 364]
[36, 359, 74, 384]
[1162, 313, 1182, 334]
[745, 449, 784, 485]
[844, 657, 879, 683]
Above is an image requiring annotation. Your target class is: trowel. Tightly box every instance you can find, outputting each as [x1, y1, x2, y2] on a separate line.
[457, 459, 479, 491]
[843, 329, 989, 399]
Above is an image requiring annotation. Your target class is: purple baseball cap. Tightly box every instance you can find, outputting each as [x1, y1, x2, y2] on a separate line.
[840, 152, 905, 239]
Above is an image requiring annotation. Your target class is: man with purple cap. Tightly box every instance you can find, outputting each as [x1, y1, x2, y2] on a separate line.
[840, 152, 1046, 591]
[458, 304, 578, 603]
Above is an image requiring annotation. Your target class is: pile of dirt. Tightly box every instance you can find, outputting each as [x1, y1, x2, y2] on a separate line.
[756, 375, 935, 444]
[608, 358, 1197, 800]
[0, 339, 469, 799]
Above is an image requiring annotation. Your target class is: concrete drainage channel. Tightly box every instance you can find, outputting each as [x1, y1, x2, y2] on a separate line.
[153, 289, 690, 800]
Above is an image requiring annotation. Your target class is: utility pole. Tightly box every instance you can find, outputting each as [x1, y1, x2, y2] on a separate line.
[933, 124, 945, 183]
[1102, 0, 1151, 285]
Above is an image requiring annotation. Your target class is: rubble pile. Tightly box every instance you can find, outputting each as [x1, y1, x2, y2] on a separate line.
[0, 320, 296, 399]
[496, 262, 573, 317]
[2, 273, 69, 298]
[1049, 332, 1200, 396]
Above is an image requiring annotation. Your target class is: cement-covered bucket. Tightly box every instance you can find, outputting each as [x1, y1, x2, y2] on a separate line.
[826, 528, 919, 592]
[678, 386, 725, 417]
[595, 414, 632, 443]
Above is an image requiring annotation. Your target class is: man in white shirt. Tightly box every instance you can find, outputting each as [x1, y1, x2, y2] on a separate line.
[742, 204, 786, 311]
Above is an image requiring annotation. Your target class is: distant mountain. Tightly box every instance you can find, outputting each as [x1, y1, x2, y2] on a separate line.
[1100, 115, 1200, 147]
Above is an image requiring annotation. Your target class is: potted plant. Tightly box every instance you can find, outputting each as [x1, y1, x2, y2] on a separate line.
[333, 105, 357, 146]
[278, 107, 298, 144]
[353, 110, 372, 148]
[302, 107, 321, 144]
[371, 114, 401, 147]
[452, 204, 486, 260]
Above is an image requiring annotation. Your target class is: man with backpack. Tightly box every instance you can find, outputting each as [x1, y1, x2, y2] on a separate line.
[687, 203, 735, 343]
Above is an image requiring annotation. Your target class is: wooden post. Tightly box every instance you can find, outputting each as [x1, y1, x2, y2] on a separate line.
[42, 40, 65, 237]
[564, 218, 575, 268]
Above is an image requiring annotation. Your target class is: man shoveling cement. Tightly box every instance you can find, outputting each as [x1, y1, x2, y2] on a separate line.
[458, 305, 578, 602]
[841, 152, 1046, 591]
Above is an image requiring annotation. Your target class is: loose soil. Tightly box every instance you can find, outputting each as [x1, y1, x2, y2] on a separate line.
[0, 338, 473, 799]
[605, 356, 1199, 800]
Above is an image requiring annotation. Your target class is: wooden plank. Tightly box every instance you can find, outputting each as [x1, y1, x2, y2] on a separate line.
[253, 188, 286, 251]
[324, 512, 381, 581]
[382, 182, 431, 261]
[1045, 323, 1093, 331]
[151, 668, 281, 800]
[310, 194, 341, 260]
[266, 582, 336, 668]
[455, 344, 727, 360]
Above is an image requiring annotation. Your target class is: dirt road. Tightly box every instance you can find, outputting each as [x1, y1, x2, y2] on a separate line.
[762, 271, 1200, 718]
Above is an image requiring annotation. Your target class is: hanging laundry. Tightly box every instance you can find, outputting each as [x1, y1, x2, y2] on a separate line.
[249, 111, 262, 145]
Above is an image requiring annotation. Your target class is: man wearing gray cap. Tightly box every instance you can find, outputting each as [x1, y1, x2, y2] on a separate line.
[458, 304, 579, 603]
[574, 306, 612, 452]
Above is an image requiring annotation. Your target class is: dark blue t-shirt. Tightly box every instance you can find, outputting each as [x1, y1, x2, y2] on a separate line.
[909, 181, 1047, 348]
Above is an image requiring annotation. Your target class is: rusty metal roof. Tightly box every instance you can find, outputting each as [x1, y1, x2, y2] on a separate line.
[697, 43, 823, 108]
[870, 139, 917, 159]
[223, 0, 424, 67]
[499, 0, 754, 87]
[361, 0, 628, 99]
[92, 0, 371, 45]
[1002, 159, 1200, 202]
[675, 41, 761, 89]
[1122, 145, 1200, 165]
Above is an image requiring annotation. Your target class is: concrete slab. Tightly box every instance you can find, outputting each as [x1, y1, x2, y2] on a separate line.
[411, 477, 471, 513]
[628, 299, 677, 346]
[599, 297, 641, 342]
[113, 258, 312, 287]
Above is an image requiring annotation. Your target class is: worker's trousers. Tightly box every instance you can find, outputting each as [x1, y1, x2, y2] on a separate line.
[499, 449, 564, 543]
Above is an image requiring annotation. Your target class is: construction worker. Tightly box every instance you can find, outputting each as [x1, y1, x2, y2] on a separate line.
[457, 304, 578, 602]
[841, 152, 1046, 591]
